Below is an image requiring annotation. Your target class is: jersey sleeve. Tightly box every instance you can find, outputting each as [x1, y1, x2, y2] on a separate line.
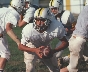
[21, 24, 31, 45]
[68, 12, 76, 24]
[61, 10, 76, 26]
[23, 7, 35, 23]
[5, 13, 18, 28]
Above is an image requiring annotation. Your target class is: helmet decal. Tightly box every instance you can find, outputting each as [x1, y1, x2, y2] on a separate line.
[39, 8, 44, 17]
[51, 0, 54, 6]
[33, 8, 52, 33]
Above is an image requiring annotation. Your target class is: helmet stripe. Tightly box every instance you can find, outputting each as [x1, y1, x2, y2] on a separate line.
[38, 8, 44, 17]
[51, 0, 54, 6]
[38, 8, 42, 16]
[39, 8, 44, 16]
[52, 0, 54, 6]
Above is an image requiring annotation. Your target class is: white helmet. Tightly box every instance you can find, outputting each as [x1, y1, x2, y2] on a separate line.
[85, 0, 88, 5]
[24, 0, 32, 2]
[24, 0, 33, 4]
[49, 0, 63, 14]
[10, 0, 25, 13]
[34, 8, 51, 32]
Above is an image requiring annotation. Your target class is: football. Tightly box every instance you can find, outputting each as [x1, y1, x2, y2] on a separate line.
[40, 46, 50, 58]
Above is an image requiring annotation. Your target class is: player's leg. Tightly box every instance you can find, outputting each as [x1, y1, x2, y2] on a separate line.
[42, 54, 59, 72]
[0, 37, 10, 72]
[24, 42, 38, 72]
[67, 35, 86, 72]
[0, 58, 7, 72]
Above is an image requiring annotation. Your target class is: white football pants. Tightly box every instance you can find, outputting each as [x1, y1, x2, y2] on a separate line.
[67, 34, 86, 72]
[0, 36, 10, 60]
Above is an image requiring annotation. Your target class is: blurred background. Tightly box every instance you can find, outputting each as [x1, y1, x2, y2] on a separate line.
[0, 0, 87, 14]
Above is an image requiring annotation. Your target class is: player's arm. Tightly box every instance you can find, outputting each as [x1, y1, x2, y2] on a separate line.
[17, 9, 27, 27]
[18, 14, 27, 27]
[54, 36, 69, 53]
[42, 36, 69, 59]
[66, 21, 77, 33]
[18, 44, 43, 58]
[6, 23, 42, 58]
[18, 7, 35, 27]
[6, 23, 20, 46]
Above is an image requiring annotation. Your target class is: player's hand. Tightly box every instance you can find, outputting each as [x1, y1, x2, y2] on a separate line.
[39, 46, 55, 59]
[45, 49, 55, 59]
[34, 48, 43, 58]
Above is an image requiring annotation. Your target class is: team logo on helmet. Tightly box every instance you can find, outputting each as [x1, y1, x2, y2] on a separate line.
[33, 8, 51, 33]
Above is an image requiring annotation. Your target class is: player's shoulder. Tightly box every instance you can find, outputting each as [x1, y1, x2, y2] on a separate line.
[22, 23, 34, 35]
[8, 6, 20, 20]
[62, 10, 74, 20]
[50, 19, 64, 30]
[23, 23, 33, 31]
[63, 10, 72, 16]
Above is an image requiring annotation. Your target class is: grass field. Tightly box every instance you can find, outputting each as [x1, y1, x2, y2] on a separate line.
[4, 27, 70, 72]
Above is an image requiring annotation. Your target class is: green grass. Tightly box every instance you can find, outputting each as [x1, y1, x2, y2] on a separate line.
[4, 27, 70, 72]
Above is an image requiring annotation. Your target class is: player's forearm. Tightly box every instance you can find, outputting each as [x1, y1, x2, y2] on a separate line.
[18, 15, 24, 27]
[7, 29, 20, 46]
[18, 44, 36, 52]
[6, 23, 20, 46]
[55, 41, 68, 52]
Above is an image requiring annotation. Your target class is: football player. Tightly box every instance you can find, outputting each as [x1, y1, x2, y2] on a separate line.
[49, 0, 76, 62]
[18, 8, 69, 72]
[60, 4, 88, 72]
[0, 0, 25, 72]
[18, 0, 39, 27]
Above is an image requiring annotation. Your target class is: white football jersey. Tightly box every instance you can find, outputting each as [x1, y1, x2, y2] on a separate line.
[21, 19, 66, 47]
[23, 7, 36, 23]
[0, 6, 20, 33]
[57, 10, 75, 25]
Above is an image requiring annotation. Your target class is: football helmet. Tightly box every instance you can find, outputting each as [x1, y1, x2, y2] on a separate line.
[10, 0, 25, 13]
[49, 0, 63, 15]
[33, 8, 51, 33]
[24, 0, 33, 8]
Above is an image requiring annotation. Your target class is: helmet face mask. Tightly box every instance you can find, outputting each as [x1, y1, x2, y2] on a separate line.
[49, 0, 63, 16]
[33, 8, 51, 33]
[50, 7, 59, 16]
